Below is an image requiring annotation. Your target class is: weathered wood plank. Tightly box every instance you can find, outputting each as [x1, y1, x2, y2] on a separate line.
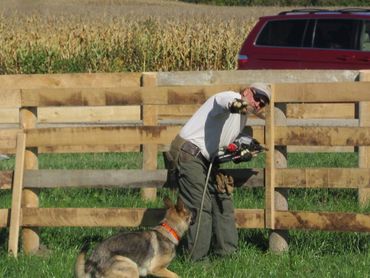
[288, 146, 354, 153]
[23, 170, 167, 188]
[275, 211, 370, 232]
[0, 90, 21, 108]
[24, 125, 264, 149]
[38, 144, 141, 154]
[18, 208, 264, 229]
[2, 125, 256, 152]
[9, 103, 357, 124]
[157, 105, 200, 120]
[162, 102, 356, 121]
[0, 108, 19, 123]
[21, 87, 156, 106]
[2, 208, 263, 229]
[1, 143, 143, 154]
[20, 85, 246, 107]
[3, 168, 368, 190]
[22, 208, 166, 227]
[1, 169, 264, 189]
[0, 128, 20, 150]
[286, 103, 355, 119]
[276, 126, 370, 146]
[275, 82, 370, 103]
[0, 73, 141, 89]
[25, 126, 181, 147]
[275, 168, 370, 188]
[156, 70, 358, 86]
[3, 79, 370, 112]
[3, 208, 370, 232]
[38, 106, 140, 123]
[2, 118, 359, 129]
[8, 133, 26, 257]
[235, 209, 265, 229]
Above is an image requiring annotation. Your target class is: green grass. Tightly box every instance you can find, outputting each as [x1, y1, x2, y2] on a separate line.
[0, 227, 368, 277]
[0, 152, 369, 277]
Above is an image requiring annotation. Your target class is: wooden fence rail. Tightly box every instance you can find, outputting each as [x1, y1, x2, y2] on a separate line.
[0, 70, 369, 257]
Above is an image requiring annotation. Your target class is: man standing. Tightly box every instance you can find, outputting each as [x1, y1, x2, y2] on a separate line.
[165, 83, 271, 261]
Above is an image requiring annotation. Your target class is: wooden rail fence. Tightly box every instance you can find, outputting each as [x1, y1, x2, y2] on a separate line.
[0, 70, 369, 257]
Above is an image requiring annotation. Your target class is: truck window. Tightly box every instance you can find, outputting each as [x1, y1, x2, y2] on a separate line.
[256, 20, 307, 47]
[313, 19, 360, 50]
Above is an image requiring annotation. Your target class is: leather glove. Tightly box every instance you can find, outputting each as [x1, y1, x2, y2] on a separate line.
[215, 173, 234, 195]
[229, 98, 250, 114]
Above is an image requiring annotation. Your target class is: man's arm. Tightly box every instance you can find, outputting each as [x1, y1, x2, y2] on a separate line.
[212, 92, 247, 114]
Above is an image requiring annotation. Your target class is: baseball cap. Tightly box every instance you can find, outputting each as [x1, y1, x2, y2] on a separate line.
[250, 82, 271, 104]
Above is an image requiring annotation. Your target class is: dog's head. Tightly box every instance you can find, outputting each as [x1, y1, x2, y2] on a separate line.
[163, 196, 192, 237]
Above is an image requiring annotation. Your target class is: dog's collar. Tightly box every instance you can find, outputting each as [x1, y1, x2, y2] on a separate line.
[158, 222, 180, 245]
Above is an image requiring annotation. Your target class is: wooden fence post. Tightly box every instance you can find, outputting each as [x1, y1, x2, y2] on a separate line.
[8, 132, 26, 257]
[358, 71, 370, 207]
[269, 104, 289, 253]
[265, 85, 275, 230]
[141, 73, 158, 201]
[20, 107, 40, 254]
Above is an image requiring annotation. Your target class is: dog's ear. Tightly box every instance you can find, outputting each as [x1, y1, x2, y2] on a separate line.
[163, 196, 174, 209]
[175, 196, 185, 211]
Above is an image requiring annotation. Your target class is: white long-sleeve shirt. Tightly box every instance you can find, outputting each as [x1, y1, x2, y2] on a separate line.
[179, 91, 247, 161]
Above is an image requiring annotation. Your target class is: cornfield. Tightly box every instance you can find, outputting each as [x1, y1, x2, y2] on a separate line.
[1, 0, 352, 74]
[0, 12, 258, 74]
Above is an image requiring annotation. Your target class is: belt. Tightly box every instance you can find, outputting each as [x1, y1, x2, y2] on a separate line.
[181, 140, 209, 165]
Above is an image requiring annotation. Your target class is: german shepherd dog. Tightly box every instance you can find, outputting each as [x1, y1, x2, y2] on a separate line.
[75, 196, 192, 278]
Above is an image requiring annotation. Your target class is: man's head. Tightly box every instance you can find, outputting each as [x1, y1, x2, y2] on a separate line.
[241, 82, 271, 113]
[250, 82, 271, 107]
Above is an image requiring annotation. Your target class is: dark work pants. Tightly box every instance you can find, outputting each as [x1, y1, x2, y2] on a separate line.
[177, 150, 238, 261]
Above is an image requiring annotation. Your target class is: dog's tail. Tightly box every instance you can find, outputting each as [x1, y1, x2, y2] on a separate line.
[74, 241, 91, 278]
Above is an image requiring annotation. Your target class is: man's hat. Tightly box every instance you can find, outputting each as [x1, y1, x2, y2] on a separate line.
[250, 82, 271, 104]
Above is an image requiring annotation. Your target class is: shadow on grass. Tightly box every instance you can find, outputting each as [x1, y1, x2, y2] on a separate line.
[0, 228, 8, 252]
[238, 229, 269, 252]
[175, 228, 269, 261]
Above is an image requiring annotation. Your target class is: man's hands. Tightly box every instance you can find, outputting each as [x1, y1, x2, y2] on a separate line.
[229, 98, 250, 114]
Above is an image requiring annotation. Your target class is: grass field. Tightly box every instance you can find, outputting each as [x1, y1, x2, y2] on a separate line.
[0, 152, 369, 277]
